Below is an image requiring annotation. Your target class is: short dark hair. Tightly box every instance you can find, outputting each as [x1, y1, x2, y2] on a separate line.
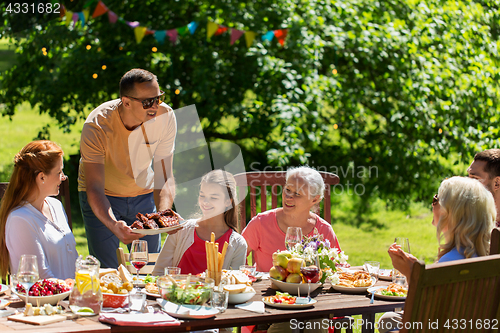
[474, 149, 500, 178]
[119, 68, 157, 97]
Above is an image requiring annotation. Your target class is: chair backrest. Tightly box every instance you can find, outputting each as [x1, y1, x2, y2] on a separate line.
[401, 254, 500, 333]
[233, 171, 340, 233]
[116, 247, 160, 275]
[0, 178, 72, 230]
[491, 227, 500, 255]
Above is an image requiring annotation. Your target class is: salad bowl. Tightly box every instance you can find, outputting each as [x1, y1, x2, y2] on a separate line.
[157, 275, 212, 305]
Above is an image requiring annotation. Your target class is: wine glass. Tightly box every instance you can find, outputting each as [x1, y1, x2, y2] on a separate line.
[129, 240, 148, 290]
[17, 254, 39, 307]
[285, 227, 303, 251]
[393, 238, 410, 286]
[300, 256, 320, 300]
[364, 261, 380, 284]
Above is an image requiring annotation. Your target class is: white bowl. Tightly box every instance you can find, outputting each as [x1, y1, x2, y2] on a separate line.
[228, 291, 256, 304]
[13, 289, 71, 306]
[270, 278, 322, 295]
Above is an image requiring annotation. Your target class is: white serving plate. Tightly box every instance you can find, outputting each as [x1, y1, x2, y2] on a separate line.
[157, 299, 218, 319]
[262, 296, 317, 309]
[270, 278, 322, 296]
[367, 286, 407, 301]
[131, 223, 184, 235]
[228, 291, 256, 304]
[12, 289, 71, 306]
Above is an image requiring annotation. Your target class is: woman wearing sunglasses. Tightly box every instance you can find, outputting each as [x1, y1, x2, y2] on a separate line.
[78, 68, 177, 268]
[378, 176, 495, 332]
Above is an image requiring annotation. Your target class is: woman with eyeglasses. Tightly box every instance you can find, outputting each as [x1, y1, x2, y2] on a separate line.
[378, 176, 495, 332]
[0, 141, 78, 279]
[78, 68, 177, 268]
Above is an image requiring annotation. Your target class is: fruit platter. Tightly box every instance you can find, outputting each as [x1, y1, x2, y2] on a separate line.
[13, 278, 72, 305]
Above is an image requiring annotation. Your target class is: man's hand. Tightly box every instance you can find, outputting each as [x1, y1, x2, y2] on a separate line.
[113, 220, 142, 244]
[388, 243, 418, 278]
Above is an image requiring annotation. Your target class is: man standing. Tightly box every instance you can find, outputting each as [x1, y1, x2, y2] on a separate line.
[78, 68, 177, 268]
[467, 149, 500, 227]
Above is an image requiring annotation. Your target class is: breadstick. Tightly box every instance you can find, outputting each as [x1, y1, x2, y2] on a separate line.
[213, 242, 218, 277]
[211, 232, 215, 243]
[221, 241, 228, 268]
[205, 241, 211, 274]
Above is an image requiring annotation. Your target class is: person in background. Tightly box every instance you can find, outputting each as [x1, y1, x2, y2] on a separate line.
[0, 140, 77, 279]
[378, 176, 495, 332]
[78, 68, 177, 268]
[242, 166, 341, 272]
[153, 170, 246, 275]
[467, 149, 500, 227]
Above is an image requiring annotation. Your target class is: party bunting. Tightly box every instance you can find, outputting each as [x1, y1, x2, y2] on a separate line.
[107, 11, 117, 23]
[83, 9, 90, 22]
[78, 12, 86, 25]
[154, 30, 166, 44]
[177, 26, 189, 36]
[214, 26, 228, 36]
[207, 21, 219, 40]
[244, 31, 256, 48]
[59, 5, 66, 19]
[167, 29, 178, 44]
[187, 21, 198, 35]
[92, 0, 108, 18]
[127, 21, 140, 28]
[230, 29, 245, 45]
[262, 31, 274, 41]
[72, 13, 79, 26]
[134, 26, 147, 43]
[274, 29, 288, 46]
[65, 11, 73, 25]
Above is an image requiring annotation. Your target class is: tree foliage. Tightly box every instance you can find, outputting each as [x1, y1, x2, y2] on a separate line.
[1, 0, 499, 214]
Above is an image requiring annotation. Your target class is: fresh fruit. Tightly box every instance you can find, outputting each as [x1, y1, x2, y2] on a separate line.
[75, 272, 100, 295]
[276, 253, 292, 269]
[286, 273, 302, 283]
[77, 307, 94, 313]
[286, 258, 305, 274]
[269, 265, 288, 281]
[64, 278, 75, 289]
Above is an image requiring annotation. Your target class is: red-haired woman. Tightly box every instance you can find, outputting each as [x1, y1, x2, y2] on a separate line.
[0, 141, 77, 280]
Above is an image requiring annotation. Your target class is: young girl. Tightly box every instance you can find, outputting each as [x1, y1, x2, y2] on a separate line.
[152, 170, 247, 275]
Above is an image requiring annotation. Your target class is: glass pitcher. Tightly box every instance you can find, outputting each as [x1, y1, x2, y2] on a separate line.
[69, 255, 103, 314]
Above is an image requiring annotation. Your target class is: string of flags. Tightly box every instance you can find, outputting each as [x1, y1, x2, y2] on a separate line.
[59, 0, 288, 47]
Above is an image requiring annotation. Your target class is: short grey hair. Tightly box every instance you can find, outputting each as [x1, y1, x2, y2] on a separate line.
[286, 166, 325, 201]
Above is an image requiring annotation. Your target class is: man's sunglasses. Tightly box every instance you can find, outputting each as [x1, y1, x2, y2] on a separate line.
[432, 194, 439, 206]
[125, 91, 165, 109]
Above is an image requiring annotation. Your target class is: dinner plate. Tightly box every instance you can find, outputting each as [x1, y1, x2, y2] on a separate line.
[157, 299, 218, 319]
[131, 223, 184, 235]
[141, 288, 161, 298]
[330, 277, 376, 294]
[0, 284, 8, 295]
[0, 299, 9, 308]
[367, 286, 407, 301]
[262, 297, 317, 309]
[378, 269, 392, 281]
[270, 278, 322, 296]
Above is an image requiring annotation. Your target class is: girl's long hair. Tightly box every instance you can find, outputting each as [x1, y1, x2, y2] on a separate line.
[200, 170, 239, 231]
[0, 141, 64, 278]
[436, 176, 495, 260]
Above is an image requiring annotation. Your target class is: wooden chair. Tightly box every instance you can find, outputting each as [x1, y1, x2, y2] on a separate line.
[400, 254, 500, 333]
[233, 171, 340, 233]
[0, 178, 72, 230]
[116, 247, 160, 275]
[491, 227, 500, 255]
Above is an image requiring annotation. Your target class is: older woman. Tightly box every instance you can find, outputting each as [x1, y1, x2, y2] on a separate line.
[378, 176, 495, 333]
[0, 141, 78, 280]
[242, 166, 341, 272]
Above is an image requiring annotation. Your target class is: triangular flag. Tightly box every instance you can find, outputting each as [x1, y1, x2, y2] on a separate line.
[244, 31, 256, 48]
[107, 11, 117, 23]
[262, 31, 274, 41]
[134, 26, 147, 43]
[92, 0, 108, 18]
[230, 29, 245, 45]
[78, 12, 86, 25]
[154, 30, 166, 44]
[187, 21, 198, 34]
[167, 29, 178, 44]
[274, 29, 288, 46]
[145, 30, 155, 35]
[72, 13, 79, 26]
[177, 26, 189, 36]
[59, 5, 66, 19]
[207, 21, 219, 40]
[127, 21, 140, 28]
[83, 9, 90, 22]
[214, 26, 227, 36]
[65, 11, 73, 25]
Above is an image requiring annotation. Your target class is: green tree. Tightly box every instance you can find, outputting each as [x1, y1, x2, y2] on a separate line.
[1, 0, 499, 217]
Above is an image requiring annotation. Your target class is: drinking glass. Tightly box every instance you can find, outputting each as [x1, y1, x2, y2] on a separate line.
[285, 227, 303, 251]
[393, 238, 410, 284]
[17, 254, 39, 307]
[129, 240, 148, 289]
[128, 291, 146, 313]
[300, 256, 320, 300]
[211, 289, 229, 313]
[364, 261, 380, 284]
[394, 237, 410, 254]
[164, 267, 181, 275]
